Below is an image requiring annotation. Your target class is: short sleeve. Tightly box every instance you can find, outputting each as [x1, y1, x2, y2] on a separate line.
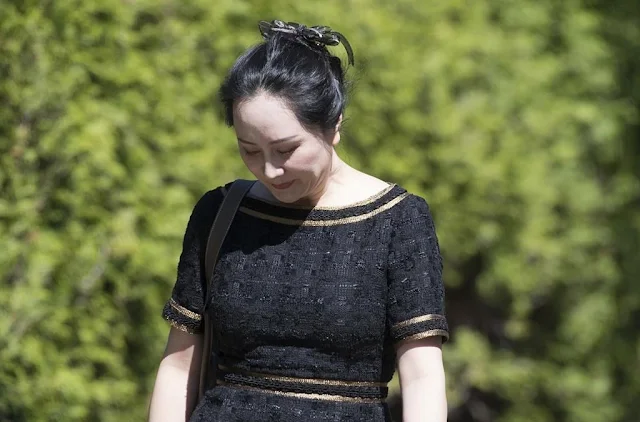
[161, 188, 223, 334]
[387, 194, 449, 346]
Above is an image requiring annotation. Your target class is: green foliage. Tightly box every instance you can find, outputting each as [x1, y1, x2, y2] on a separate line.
[1, 0, 638, 421]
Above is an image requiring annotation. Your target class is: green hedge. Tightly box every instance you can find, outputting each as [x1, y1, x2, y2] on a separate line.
[1, 1, 638, 421]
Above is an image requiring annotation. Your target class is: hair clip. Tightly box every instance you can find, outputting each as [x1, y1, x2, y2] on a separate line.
[258, 20, 355, 66]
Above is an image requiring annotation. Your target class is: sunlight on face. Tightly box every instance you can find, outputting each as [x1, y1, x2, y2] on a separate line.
[232, 93, 338, 205]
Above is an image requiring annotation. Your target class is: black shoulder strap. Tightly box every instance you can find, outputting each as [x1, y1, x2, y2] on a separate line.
[203, 179, 255, 309]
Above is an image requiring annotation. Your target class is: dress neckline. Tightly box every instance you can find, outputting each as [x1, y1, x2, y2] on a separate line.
[222, 183, 410, 227]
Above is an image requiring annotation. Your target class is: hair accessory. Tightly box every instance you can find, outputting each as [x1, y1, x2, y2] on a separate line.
[258, 20, 355, 66]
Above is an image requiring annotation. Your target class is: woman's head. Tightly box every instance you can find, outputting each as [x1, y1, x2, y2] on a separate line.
[219, 20, 354, 205]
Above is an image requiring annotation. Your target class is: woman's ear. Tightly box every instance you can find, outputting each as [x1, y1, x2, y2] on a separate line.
[331, 114, 343, 146]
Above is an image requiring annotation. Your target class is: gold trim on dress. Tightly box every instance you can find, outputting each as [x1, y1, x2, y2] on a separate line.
[215, 380, 386, 404]
[238, 193, 409, 226]
[218, 364, 387, 387]
[169, 298, 202, 321]
[164, 316, 200, 335]
[391, 314, 446, 331]
[395, 329, 449, 347]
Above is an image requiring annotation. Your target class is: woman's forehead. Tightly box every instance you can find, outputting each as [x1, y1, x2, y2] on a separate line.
[233, 95, 308, 141]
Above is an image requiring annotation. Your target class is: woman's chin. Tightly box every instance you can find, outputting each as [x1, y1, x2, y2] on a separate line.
[269, 186, 314, 207]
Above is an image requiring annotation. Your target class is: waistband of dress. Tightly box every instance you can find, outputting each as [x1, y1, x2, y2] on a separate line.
[216, 364, 388, 403]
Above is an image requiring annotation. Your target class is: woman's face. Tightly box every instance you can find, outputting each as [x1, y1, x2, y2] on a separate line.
[232, 93, 339, 205]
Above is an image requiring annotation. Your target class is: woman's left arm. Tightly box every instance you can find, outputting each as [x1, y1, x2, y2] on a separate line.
[387, 195, 449, 421]
[397, 337, 447, 422]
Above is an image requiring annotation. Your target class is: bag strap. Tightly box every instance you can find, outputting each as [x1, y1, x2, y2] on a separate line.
[198, 179, 254, 403]
[203, 179, 255, 308]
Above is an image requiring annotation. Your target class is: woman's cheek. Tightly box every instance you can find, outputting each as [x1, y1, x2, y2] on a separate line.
[290, 150, 319, 172]
[243, 157, 263, 177]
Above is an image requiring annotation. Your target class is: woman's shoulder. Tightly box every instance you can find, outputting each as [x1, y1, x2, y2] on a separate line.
[386, 184, 436, 226]
[192, 185, 226, 211]
[348, 172, 431, 214]
[183, 184, 232, 232]
[190, 179, 260, 217]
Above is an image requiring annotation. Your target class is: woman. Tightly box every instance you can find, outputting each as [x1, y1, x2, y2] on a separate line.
[148, 20, 449, 422]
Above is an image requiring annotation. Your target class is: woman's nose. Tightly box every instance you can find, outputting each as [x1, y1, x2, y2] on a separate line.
[263, 161, 284, 179]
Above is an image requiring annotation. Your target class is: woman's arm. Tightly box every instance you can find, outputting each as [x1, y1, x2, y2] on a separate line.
[397, 336, 447, 422]
[148, 327, 203, 422]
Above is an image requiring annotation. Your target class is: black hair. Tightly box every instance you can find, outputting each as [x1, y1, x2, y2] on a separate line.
[219, 21, 353, 135]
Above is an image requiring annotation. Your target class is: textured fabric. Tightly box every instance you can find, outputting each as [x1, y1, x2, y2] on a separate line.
[162, 182, 448, 422]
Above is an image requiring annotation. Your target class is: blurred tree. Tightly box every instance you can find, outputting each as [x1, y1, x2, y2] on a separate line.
[339, 1, 638, 421]
[588, 0, 640, 420]
[0, 0, 638, 421]
[1, 1, 248, 420]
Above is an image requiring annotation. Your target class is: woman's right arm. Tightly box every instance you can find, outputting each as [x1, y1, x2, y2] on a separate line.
[148, 327, 203, 422]
[150, 189, 222, 420]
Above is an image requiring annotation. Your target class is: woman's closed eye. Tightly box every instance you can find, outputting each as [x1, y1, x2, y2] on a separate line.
[243, 148, 261, 156]
[277, 147, 297, 155]
[242, 146, 297, 157]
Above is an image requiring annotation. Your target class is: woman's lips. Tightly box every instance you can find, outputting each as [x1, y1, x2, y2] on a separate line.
[272, 181, 294, 190]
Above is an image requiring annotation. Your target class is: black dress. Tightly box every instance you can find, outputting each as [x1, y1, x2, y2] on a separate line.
[162, 182, 449, 421]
